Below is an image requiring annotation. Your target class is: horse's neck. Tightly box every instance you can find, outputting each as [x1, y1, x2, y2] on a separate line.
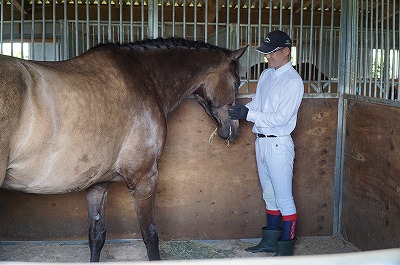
[151, 51, 212, 114]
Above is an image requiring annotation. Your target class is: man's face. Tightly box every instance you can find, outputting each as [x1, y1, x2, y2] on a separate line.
[264, 47, 291, 69]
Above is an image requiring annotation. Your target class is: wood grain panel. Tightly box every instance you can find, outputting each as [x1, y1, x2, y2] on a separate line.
[343, 100, 400, 250]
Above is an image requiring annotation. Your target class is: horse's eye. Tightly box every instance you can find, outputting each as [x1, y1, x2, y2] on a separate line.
[234, 82, 241, 89]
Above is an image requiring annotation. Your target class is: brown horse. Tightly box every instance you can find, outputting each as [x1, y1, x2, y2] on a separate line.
[0, 37, 247, 261]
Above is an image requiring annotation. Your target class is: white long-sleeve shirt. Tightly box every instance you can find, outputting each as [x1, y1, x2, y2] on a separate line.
[246, 61, 304, 136]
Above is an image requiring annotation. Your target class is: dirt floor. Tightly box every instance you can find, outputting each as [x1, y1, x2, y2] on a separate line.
[0, 234, 360, 262]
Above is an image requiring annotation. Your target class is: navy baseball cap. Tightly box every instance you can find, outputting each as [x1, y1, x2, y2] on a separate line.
[256, 30, 292, 54]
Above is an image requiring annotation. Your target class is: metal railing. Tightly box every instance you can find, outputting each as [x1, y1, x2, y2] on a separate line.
[0, 0, 399, 99]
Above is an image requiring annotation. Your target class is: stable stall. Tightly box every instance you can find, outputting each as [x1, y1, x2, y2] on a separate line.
[0, 0, 399, 261]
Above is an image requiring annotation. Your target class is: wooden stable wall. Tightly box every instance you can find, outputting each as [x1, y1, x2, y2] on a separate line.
[0, 98, 338, 241]
[342, 99, 400, 251]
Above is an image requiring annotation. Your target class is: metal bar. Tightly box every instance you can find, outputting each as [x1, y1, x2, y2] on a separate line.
[369, 0, 374, 97]
[141, 0, 145, 39]
[247, 0, 250, 46]
[390, 0, 395, 100]
[367, 0, 372, 96]
[11, 0, 14, 56]
[205, 0, 208, 42]
[256, 0, 261, 80]
[86, 0, 89, 51]
[172, 0, 175, 37]
[0, 0, 3, 54]
[183, 0, 186, 38]
[130, 0, 133, 41]
[63, 0, 68, 59]
[317, 0, 324, 93]
[279, 0, 282, 29]
[225, 0, 229, 48]
[108, 0, 112, 41]
[97, 0, 101, 44]
[268, 0, 272, 32]
[193, 0, 197, 40]
[81, 21, 85, 53]
[148, 0, 154, 38]
[235, 0, 239, 48]
[352, 0, 359, 95]
[358, 0, 363, 95]
[31, 0, 36, 60]
[161, 0, 165, 37]
[53, 0, 57, 60]
[334, 0, 359, 235]
[215, 0, 219, 45]
[21, 0, 25, 58]
[398, 0, 400, 100]
[363, 0, 369, 96]
[373, 0, 378, 97]
[384, 0, 389, 99]
[289, 0, 293, 35]
[298, 0, 304, 83]
[246, 0, 250, 70]
[75, 0, 79, 56]
[120, 0, 123, 42]
[327, 0, 334, 93]
[154, 0, 158, 38]
[42, 0, 46, 60]
[307, 0, 314, 91]
[379, 0, 384, 98]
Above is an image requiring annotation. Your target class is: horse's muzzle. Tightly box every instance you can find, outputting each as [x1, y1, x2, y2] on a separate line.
[218, 119, 239, 142]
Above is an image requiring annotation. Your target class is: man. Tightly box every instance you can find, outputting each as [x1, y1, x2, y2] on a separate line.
[229, 30, 304, 256]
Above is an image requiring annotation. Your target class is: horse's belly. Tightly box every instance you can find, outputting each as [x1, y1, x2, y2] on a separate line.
[5, 98, 126, 193]
[4, 149, 119, 194]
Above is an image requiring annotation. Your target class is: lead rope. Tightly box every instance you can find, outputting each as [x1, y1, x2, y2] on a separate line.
[208, 127, 218, 145]
[226, 126, 232, 146]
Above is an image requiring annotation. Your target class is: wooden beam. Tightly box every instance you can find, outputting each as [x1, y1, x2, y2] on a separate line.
[12, 0, 28, 15]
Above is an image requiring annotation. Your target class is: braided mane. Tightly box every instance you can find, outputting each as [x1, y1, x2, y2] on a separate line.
[92, 37, 229, 52]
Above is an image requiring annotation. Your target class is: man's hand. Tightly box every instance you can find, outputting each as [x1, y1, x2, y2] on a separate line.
[229, 102, 249, 120]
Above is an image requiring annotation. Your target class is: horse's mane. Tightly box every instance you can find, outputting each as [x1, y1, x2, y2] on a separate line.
[91, 37, 230, 53]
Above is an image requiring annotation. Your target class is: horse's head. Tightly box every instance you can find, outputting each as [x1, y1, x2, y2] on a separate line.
[195, 46, 247, 142]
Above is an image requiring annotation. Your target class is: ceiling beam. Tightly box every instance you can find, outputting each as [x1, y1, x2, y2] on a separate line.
[12, 0, 28, 15]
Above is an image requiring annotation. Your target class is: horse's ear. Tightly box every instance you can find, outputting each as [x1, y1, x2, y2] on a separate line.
[229, 46, 248, 61]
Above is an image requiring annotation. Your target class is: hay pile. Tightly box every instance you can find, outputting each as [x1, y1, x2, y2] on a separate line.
[160, 240, 234, 260]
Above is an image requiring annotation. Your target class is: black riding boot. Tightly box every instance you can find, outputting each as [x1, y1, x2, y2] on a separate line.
[245, 227, 281, 253]
[274, 239, 296, 256]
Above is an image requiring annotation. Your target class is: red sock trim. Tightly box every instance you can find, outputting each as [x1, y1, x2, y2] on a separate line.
[282, 213, 298, 221]
[266, 209, 281, 216]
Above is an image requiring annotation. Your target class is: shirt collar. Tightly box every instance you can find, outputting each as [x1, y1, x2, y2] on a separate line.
[272, 61, 293, 77]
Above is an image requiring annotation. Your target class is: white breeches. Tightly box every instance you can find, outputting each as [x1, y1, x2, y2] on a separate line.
[255, 136, 297, 216]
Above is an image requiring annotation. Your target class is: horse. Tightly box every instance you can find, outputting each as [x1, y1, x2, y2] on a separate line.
[0, 37, 247, 261]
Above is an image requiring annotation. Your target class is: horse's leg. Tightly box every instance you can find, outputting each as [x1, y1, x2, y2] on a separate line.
[85, 182, 111, 262]
[127, 164, 161, 260]
[134, 195, 160, 260]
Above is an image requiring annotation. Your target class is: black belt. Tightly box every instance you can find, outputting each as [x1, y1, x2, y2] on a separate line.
[257, 134, 277, 138]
